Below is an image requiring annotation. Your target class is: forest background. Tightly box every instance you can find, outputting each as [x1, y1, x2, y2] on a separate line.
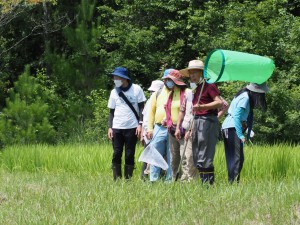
[0, 0, 299, 146]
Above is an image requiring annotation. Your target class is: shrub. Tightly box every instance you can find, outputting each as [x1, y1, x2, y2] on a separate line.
[0, 66, 56, 145]
[85, 89, 109, 143]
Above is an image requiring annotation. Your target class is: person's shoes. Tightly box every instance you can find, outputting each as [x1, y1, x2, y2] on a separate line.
[112, 163, 122, 181]
[124, 164, 134, 179]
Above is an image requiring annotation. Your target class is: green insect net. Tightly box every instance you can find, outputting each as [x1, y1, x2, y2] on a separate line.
[204, 49, 275, 84]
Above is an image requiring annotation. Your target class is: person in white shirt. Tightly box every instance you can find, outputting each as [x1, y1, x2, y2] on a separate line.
[107, 67, 146, 180]
[140, 80, 164, 180]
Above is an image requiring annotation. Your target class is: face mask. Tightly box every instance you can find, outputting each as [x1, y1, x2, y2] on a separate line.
[165, 80, 175, 89]
[114, 80, 123, 88]
[189, 82, 197, 89]
[190, 77, 203, 89]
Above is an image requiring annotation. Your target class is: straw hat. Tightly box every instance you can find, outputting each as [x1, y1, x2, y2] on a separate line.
[180, 60, 204, 77]
[246, 82, 269, 93]
[164, 70, 186, 86]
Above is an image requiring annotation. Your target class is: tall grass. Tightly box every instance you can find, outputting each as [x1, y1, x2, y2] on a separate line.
[240, 143, 300, 180]
[0, 144, 111, 174]
[0, 142, 299, 181]
[0, 143, 299, 224]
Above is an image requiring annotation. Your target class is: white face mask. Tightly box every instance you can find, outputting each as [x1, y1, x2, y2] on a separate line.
[189, 82, 197, 89]
[190, 77, 203, 89]
[114, 80, 123, 88]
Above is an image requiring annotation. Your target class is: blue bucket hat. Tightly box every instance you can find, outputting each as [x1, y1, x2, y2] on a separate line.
[162, 68, 174, 79]
[111, 67, 131, 80]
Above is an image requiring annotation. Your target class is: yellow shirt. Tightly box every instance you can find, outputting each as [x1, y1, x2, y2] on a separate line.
[147, 86, 170, 132]
[168, 87, 182, 125]
[147, 86, 187, 132]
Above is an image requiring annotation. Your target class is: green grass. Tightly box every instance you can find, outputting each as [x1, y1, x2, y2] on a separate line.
[0, 143, 299, 224]
[1, 142, 299, 180]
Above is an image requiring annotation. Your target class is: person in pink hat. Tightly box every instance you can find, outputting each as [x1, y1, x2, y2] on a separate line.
[162, 69, 194, 181]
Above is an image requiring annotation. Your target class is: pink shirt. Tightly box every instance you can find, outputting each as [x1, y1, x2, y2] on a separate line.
[192, 83, 220, 116]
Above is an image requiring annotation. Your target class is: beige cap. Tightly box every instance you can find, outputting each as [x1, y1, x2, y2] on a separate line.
[180, 60, 204, 77]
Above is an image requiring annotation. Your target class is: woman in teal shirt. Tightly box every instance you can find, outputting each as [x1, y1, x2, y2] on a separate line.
[222, 82, 269, 183]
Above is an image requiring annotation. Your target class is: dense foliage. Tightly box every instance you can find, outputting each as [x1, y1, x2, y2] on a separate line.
[0, 0, 299, 145]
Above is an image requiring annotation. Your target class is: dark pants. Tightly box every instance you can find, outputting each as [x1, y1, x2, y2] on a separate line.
[192, 115, 219, 169]
[112, 128, 137, 166]
[222, 128, 244, 183]
[192, 115, 219, 184]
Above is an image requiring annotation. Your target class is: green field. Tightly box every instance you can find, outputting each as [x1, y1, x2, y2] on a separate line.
[0, 143, 299, 224]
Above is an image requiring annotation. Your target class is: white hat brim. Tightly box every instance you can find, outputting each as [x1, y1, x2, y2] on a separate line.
[180, 66, 204, 77]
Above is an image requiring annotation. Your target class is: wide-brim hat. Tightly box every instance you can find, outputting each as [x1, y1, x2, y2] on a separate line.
[246, 82, 269, 93]
[164, 70, 187, 86]
[111, 66, 131, 80]
[148, 80, 164, 92]
[162, 68, 174, 79]
[180, 60, 204, 77]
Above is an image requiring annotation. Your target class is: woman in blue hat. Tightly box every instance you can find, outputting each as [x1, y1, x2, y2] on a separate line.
[222, 82, 269, 183]
[107, 67, 146, 180]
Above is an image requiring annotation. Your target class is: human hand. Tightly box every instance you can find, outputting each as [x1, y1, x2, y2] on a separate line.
[108, 128, 113, 141]
[175, 128, 181, 140]
[146, 131, 153, 140]
[136, 125, 142, 137]
[184, 130, 191, 141]
[193, 104, 203, 112]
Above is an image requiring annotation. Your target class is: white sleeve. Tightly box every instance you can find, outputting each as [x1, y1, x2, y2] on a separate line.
[107, 90, 116, 109]
[137, 85, 146, 103]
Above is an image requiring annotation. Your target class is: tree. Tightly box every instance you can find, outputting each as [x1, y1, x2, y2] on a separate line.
[0, 65, 56, 145]
[0, 0, 75, 109]
[46, 0, 106, 93]
[0, 0, 299, 144]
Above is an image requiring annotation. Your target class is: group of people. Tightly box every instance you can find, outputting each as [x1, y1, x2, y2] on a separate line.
[107, 60, 269, 184]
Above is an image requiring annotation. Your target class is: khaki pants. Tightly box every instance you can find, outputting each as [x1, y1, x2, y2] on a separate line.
[181, 136, 198, 181]
[169, 134, 197, 181]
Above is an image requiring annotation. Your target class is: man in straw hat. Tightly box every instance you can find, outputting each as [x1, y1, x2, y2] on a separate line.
[107, 66, 146, 180]
[179, 60, 223, 185]
[222, 82, 269, 183]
